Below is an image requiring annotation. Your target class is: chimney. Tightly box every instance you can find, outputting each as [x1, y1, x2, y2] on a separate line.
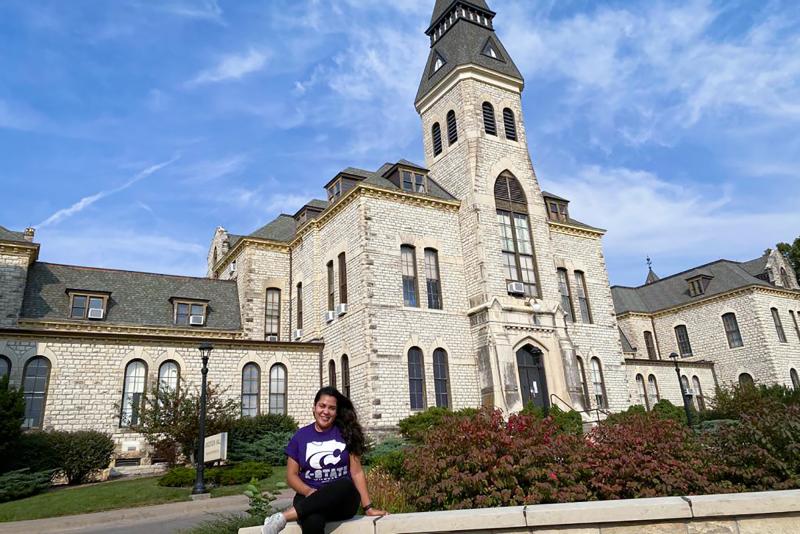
[23, 227, 35, 242]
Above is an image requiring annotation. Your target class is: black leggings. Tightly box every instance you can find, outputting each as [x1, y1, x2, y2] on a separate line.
[293, 478, 361, 534]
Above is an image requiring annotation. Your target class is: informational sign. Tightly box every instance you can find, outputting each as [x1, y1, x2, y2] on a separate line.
[204, 432, 228, 462]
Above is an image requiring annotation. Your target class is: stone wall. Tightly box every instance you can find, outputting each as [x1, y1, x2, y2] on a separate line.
[0, 248, 32, 327]
[0, 334, 321, 455]
[624, 358, 717, 411]
[240, 489, 800, 534]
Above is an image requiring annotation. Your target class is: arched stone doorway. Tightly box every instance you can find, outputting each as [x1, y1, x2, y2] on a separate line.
[516, 345, 549, 410]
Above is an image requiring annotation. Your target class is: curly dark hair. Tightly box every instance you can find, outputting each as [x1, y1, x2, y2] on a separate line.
[315, 386, 366, 456]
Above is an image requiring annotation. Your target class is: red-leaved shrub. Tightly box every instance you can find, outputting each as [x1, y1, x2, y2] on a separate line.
[586, 412, 729, 499]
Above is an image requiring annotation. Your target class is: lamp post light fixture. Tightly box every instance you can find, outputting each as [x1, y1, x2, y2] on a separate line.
[192, 342, 213, 495]
[669, 352, 694, 427]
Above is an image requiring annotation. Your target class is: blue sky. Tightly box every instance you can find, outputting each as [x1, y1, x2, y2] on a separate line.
[1, 0, 798, 287]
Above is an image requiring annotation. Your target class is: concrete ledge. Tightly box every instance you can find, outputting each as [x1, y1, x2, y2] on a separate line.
[686, 489, 800, 518]
[238, 490, 800, 534]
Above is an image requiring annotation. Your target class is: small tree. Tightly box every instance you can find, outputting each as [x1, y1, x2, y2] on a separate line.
[776, 237, 800, 285]
[0, 375, 25, 469]
[131, 378, 239, 464]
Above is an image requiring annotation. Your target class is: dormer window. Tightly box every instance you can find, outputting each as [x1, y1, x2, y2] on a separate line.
[69, 292, 108, 320]
[547, 201, 568, 222]
[327, 180, 341, 202]
[402, 170, 426, 193]
[172, 300, 208, 326]
[687, 275, 712, 297]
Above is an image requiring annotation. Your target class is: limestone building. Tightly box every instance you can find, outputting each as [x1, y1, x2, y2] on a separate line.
[2, 0, 795, 460]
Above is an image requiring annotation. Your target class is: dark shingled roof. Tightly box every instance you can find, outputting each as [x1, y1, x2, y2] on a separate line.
[248, 215, 297, 243]
[21, 263, 241, 330]
[417, 4, 523, 103]
[541, 191, 569, 203]
[619, 327, 636, 353]
[0, 225, 28, 243]
[430, 0, 492, 28]
[612, 258, 776, 314]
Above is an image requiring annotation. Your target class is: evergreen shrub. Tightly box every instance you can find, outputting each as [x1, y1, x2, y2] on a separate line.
[228, 431, 293, 465]
[0, 469, 54, 503]
[50, 430, 115, 485]
[159, 462, 273, 487]
[398, 407, 477, 443]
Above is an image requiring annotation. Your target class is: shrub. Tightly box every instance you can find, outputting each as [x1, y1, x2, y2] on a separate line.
[244, 478, 275, 518]
[227, 414, 298, 444]
[159, 466, 196, 487]
[586, 411, 727, 499]
[0, 376, 25, 469]
[651, 399, 689, 425]
[704, 383, 800, 421]
[0, 469, 54, 503]
[707, 403, 800, 491]
[212, 462, 273, 486]
[398, 407, 476, 443]
[549, 406, 584, 436]
[364, 437, 408, 479]
[366, 466, 415, 513]
[403, 408, 592, 511]
[228, 431, 293, 466]
[50, 430, 115, 485]
[2, 432, 61, 473]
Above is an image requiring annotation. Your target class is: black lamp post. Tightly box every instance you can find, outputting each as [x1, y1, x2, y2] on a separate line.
[669, 352, 694, 427]
[192, 342, 213, 495]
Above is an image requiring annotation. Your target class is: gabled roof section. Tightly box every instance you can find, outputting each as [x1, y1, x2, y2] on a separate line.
[612, 258, 779, 315]
[248, 214, 297, 243]
[541, 191, 570, 203]
[417, 1, 523, 104]
[21, 263, 241, 330]
[0, 225, 29, 244]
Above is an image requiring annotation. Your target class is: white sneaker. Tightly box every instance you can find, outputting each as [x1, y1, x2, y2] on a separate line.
[262, 512, 287, 534]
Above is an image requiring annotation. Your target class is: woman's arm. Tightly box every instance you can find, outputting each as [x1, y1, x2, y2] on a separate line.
[286, 457, 316, 497]
[349, 455, 387, 516]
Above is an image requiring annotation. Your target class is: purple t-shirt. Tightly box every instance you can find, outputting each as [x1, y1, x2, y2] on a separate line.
[285, 423, 351, 490]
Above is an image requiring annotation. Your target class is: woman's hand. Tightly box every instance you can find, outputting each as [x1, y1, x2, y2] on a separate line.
[365, 507, 387, 517]
[304, 488, 317, 497]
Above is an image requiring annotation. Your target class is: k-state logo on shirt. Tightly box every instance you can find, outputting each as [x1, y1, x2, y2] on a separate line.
[306, 439, 346, 469]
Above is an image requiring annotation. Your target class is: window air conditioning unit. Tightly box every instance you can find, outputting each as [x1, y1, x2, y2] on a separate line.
[189, 315, 205, 326]
[336, 303, 348, 316]
[266, 335, 279, 342]
[87, 308, 104, 320]
[293, 329, 303, 340]
[683, 388, 695, 396]
[507, 281, 525, 295]
[325, 310, 336, 322]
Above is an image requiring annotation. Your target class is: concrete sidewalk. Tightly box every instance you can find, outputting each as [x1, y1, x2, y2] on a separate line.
[0, 488, 295, 534]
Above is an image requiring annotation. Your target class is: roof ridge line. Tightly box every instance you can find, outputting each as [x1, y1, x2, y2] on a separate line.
[35, 262, 232, 283]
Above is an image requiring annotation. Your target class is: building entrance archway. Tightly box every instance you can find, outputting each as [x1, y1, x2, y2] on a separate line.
[516, 345, 549, 410]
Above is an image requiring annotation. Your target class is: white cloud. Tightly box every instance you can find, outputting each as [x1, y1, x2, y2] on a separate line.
[153, 0, 224, 24]
[181, 154, 249, 184]
[188, 49, 269, 86]
[37, 156, 179, 229]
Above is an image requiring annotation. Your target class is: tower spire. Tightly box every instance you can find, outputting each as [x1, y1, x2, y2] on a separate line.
[416, 0, 523, 105]
[645, 256, 660, 285]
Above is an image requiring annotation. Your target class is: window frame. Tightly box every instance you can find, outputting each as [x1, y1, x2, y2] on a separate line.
[644, 331, 657, 360]
[296, 282, 303, 329]
[327, 261, 335, 311]
[722, 312, 744, 348]
[576, 356, 591, 409]
[328, 359, 337, 388]
[647, 374, 660, 407]
[401, 245, 420, 307]
[482, 102, 497, 136]
[157, 360, 180, 394]
[424, 248, 443, 310]
[636, 374, 649, 410]
[790, 310, 800, 342]
[265, 288, 281, 338]
[547, 201, 568, 222]
[502, 107, 517, 141]
[791, 368, 799, 391]
[495, 174, 539, 298]
[269, 363, 287, 415]
[241, 363, 261, 417]
[432, 348, 450, 408]
[557, 268, 575, 323]
[327, 179, 342, 202]
[22, 356, 51, 430]
[446, 110, 458, 145]
[0, 355, 11, 379]
[674, 325, 693, 357]
[772, 307, 787, 343]
[68, 292, 109, 320]
[408, 347, 426, 411]
[574, 271, 593, 323]
[120, 359, 147, 428]
[590, 357, 608, 409]
[173, 300, 208, 326]
[692, 376, 705, 411]
[739, 372, 754, 387]
[341, 355, 351, 398]
[432, 122, 443, 156]
[338, 253, 348, 305]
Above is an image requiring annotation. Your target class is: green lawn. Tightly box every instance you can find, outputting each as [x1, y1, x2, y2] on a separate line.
[0, 466, 287, 523]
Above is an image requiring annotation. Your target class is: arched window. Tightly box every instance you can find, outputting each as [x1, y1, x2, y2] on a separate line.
[495, 173, 538, 297]
[739, 373, 754, 387]
[432, 348, 450, 408]
[791, 368, 799, 390]
[328, 359, 337, 388]
[644, 331, 657, 360]
[408, 347, 425, 410]
[772, 308, 787, 343]
[446, 110, 458, 145]
[647, 375, 660, 407]
[269, 364, 287, 415]
[265, 288, 280, 338]
[341, 355, 350, 398]
[680, 375, 690, 396]
[790, 310, 800, 342]
[432, 122, 443, 156]
[401, 245, 419, 307]
[576, 356, 590, 408]
[241, 363, 260, 417]
[557, 268, 574, 322]
[502, 108, 517, 141]
[424, 248, 442, 310]
[722, 313, 743, 348]
[0, 355, 10, 379]
[692, 376, 705, 411]
[158, 360, 179, 393]
[120, 360, 147, 427]
[636, 374, 649, 410]
[590, 357, 607, 409]
[482, 102, 497, 136]
[674, 325, 693, 357]
[338, 252, 348, 304]
[22, 356, 50, 429]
